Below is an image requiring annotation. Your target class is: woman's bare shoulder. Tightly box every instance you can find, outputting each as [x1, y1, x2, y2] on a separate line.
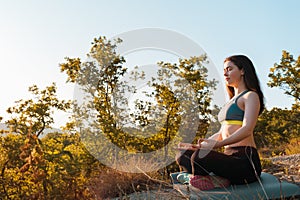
[245, 90, 259, 100]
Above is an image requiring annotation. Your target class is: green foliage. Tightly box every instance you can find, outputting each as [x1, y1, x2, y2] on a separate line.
[258, 50, 300, 152]
[0, 82, 97, 199]
[6, 83, 72, 137]
[0, 132, 98, 199]
[157, 56, 218, 140]
[268, 50, 300, 104]
[59, 36, 217, 167]
[254, 107, 299, 148]
[39, 132, 97, 199]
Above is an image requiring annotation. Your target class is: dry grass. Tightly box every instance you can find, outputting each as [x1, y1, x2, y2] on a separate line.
[86, 156, 177, 199]
[86, 168, 187, 200]
[88, 168, 153, 199]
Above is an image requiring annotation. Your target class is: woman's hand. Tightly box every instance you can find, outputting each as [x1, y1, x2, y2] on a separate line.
[197, 138, 221, 150]
[177, 142, 200, 151]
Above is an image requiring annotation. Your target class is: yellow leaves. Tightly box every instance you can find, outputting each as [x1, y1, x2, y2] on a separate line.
[60, 57, 81, 83]
[0, 131, 100, 198]
[282, 50, 289, 59]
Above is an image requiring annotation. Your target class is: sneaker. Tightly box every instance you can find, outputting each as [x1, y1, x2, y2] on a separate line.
[176, 173, 191, 184]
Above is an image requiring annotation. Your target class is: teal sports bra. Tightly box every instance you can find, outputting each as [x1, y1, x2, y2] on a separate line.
[218, 90, 249, 125]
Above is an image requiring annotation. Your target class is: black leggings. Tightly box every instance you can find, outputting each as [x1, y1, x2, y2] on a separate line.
[176, 146, 262, 184]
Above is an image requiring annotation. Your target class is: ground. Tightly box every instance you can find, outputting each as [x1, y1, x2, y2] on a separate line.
[263, 153, 300, 186]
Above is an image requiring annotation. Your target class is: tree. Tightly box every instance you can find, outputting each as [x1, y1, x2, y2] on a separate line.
[1, 83, 78, 199]
[60, 36, 218, 171]
[267, 50, 299, 141]
[268, 50, 300, 107]
[39, 132, 97, 199]
[6, 83, 72, 137]
[0, 131, 97, 199]
[254, 50, 300, 155]
[255, 108, 299, 148]
[157, 56, 218, 140]
[60, 36, 128, 166]
[0, 133, 25, 199]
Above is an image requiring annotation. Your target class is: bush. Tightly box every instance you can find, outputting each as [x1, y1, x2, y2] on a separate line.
[260, 157, 274, 169]
[285, 137, 300, 155]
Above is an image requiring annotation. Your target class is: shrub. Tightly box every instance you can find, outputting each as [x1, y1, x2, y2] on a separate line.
[285, 137, 300, 155]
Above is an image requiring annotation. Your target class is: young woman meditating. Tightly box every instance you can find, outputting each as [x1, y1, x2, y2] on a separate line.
[176, 55, 264, 185]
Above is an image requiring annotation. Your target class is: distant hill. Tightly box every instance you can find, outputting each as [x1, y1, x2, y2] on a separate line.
[0, 123, 62, 137]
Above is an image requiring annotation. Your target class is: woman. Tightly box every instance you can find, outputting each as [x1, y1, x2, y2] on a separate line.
[176, 55, 265, 185]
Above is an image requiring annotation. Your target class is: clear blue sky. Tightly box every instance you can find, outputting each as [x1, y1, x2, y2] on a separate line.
[1, 0, 299, 128]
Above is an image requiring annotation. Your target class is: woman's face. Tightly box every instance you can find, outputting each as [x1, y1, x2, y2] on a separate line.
[223, 61, 244, 87]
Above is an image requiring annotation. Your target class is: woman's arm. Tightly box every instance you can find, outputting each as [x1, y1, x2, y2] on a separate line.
[215, 91, 260, 148]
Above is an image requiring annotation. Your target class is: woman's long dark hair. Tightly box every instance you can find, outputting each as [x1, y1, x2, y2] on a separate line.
[224, 55, 265, 114]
